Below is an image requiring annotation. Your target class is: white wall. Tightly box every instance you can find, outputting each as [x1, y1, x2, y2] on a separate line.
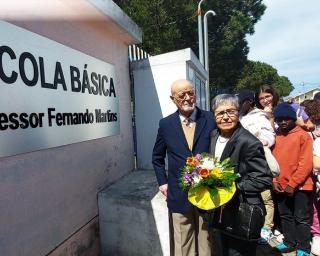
[132, 48, 208, 170]
[0, 1, 140, 255]
[293, 88, 320, 103]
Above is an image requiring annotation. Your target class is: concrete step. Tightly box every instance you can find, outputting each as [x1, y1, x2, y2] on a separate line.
[98, 170, 169, 256]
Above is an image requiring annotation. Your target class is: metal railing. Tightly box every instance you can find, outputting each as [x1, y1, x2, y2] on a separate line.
[128, 44, 150, 62]
[128, 44, 150, 164]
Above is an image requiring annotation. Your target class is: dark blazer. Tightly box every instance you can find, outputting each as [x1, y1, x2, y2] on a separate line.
[210, 123, 272, 205]
[152, 107, 215, 213]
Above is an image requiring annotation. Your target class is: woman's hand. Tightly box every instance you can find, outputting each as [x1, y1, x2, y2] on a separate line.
[263, 105, 273, 113]
[259, 139, 268, 146]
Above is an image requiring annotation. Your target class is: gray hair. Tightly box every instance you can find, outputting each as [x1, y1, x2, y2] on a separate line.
[211, 94, 239, 112]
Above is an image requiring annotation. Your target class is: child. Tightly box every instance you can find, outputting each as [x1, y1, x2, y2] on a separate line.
[272, 103, 313, 256]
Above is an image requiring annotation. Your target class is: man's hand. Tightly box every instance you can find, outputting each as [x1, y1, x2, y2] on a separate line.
[284, 185, 295, 197]
[159, 184, 168, 198]
[273, 182, 284, 193]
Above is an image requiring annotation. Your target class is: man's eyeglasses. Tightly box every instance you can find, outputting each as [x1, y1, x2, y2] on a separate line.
[259, 95, 273, 102]
[214, 109, 238, 119]
[174, 90, 195, 100]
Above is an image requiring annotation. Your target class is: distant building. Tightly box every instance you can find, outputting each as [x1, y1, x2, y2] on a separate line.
[291, 87, 320, 103]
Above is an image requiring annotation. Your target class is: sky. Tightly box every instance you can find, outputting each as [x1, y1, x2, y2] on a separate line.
[247, 0, 320, 96]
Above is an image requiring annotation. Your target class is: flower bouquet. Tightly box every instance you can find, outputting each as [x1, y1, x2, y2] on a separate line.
[180, 153, 240, 210]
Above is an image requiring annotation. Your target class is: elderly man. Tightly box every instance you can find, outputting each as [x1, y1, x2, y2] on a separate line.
[152, 79, 215, 256]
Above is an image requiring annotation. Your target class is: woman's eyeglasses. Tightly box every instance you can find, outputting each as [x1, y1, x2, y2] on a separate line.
[214, 109, 238, 119]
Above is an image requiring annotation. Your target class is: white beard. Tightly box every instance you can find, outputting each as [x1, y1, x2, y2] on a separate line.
[180, 103, 195, 113]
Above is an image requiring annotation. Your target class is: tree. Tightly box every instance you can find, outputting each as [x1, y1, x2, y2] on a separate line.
[115, 0, 292, 95]
[203, 0, 266, 91]
[236, 61, 293, 96]
[114, 0, 197, 54]
[274, 76, 293, 97]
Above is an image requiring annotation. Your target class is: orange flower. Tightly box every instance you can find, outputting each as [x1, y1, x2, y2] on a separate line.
[199, 168, 209, 178]
[186, 157, 196, 167]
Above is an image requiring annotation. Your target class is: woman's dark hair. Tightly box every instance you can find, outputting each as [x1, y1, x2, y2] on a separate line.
[302, 99, 320, 119]
[255, 84, 279, 109]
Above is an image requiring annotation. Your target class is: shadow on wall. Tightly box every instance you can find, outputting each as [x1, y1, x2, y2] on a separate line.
[130, 58, 164, 170]
[98, 170, 168, 256]
[49, 218, 100, 256]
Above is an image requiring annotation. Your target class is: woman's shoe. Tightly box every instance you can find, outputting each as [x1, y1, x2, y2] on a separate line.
[273, 229, 284, 243]
[260, 227, 273, 243]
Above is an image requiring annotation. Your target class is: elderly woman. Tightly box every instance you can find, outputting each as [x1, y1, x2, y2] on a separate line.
[211, 94, 272, 256]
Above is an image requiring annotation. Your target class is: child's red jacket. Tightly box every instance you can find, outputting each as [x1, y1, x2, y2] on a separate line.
[272, 126, 313, 190]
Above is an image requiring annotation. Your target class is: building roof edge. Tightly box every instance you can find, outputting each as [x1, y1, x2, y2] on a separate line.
[87, 0, 142, 44]
[291, 86, 320, 98]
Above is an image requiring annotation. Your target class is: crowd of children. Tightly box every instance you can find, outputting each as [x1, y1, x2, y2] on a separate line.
[237, 86, 320, 256]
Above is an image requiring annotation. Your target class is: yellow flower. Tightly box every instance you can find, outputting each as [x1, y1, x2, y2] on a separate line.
[210, 167, 222, 177]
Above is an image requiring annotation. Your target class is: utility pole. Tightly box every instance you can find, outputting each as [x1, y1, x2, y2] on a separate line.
[198, 0, 205, 65]
[204, 10, 216, 110]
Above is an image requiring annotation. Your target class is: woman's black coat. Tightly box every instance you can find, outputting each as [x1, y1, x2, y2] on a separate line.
[210, 123, 273, 205]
